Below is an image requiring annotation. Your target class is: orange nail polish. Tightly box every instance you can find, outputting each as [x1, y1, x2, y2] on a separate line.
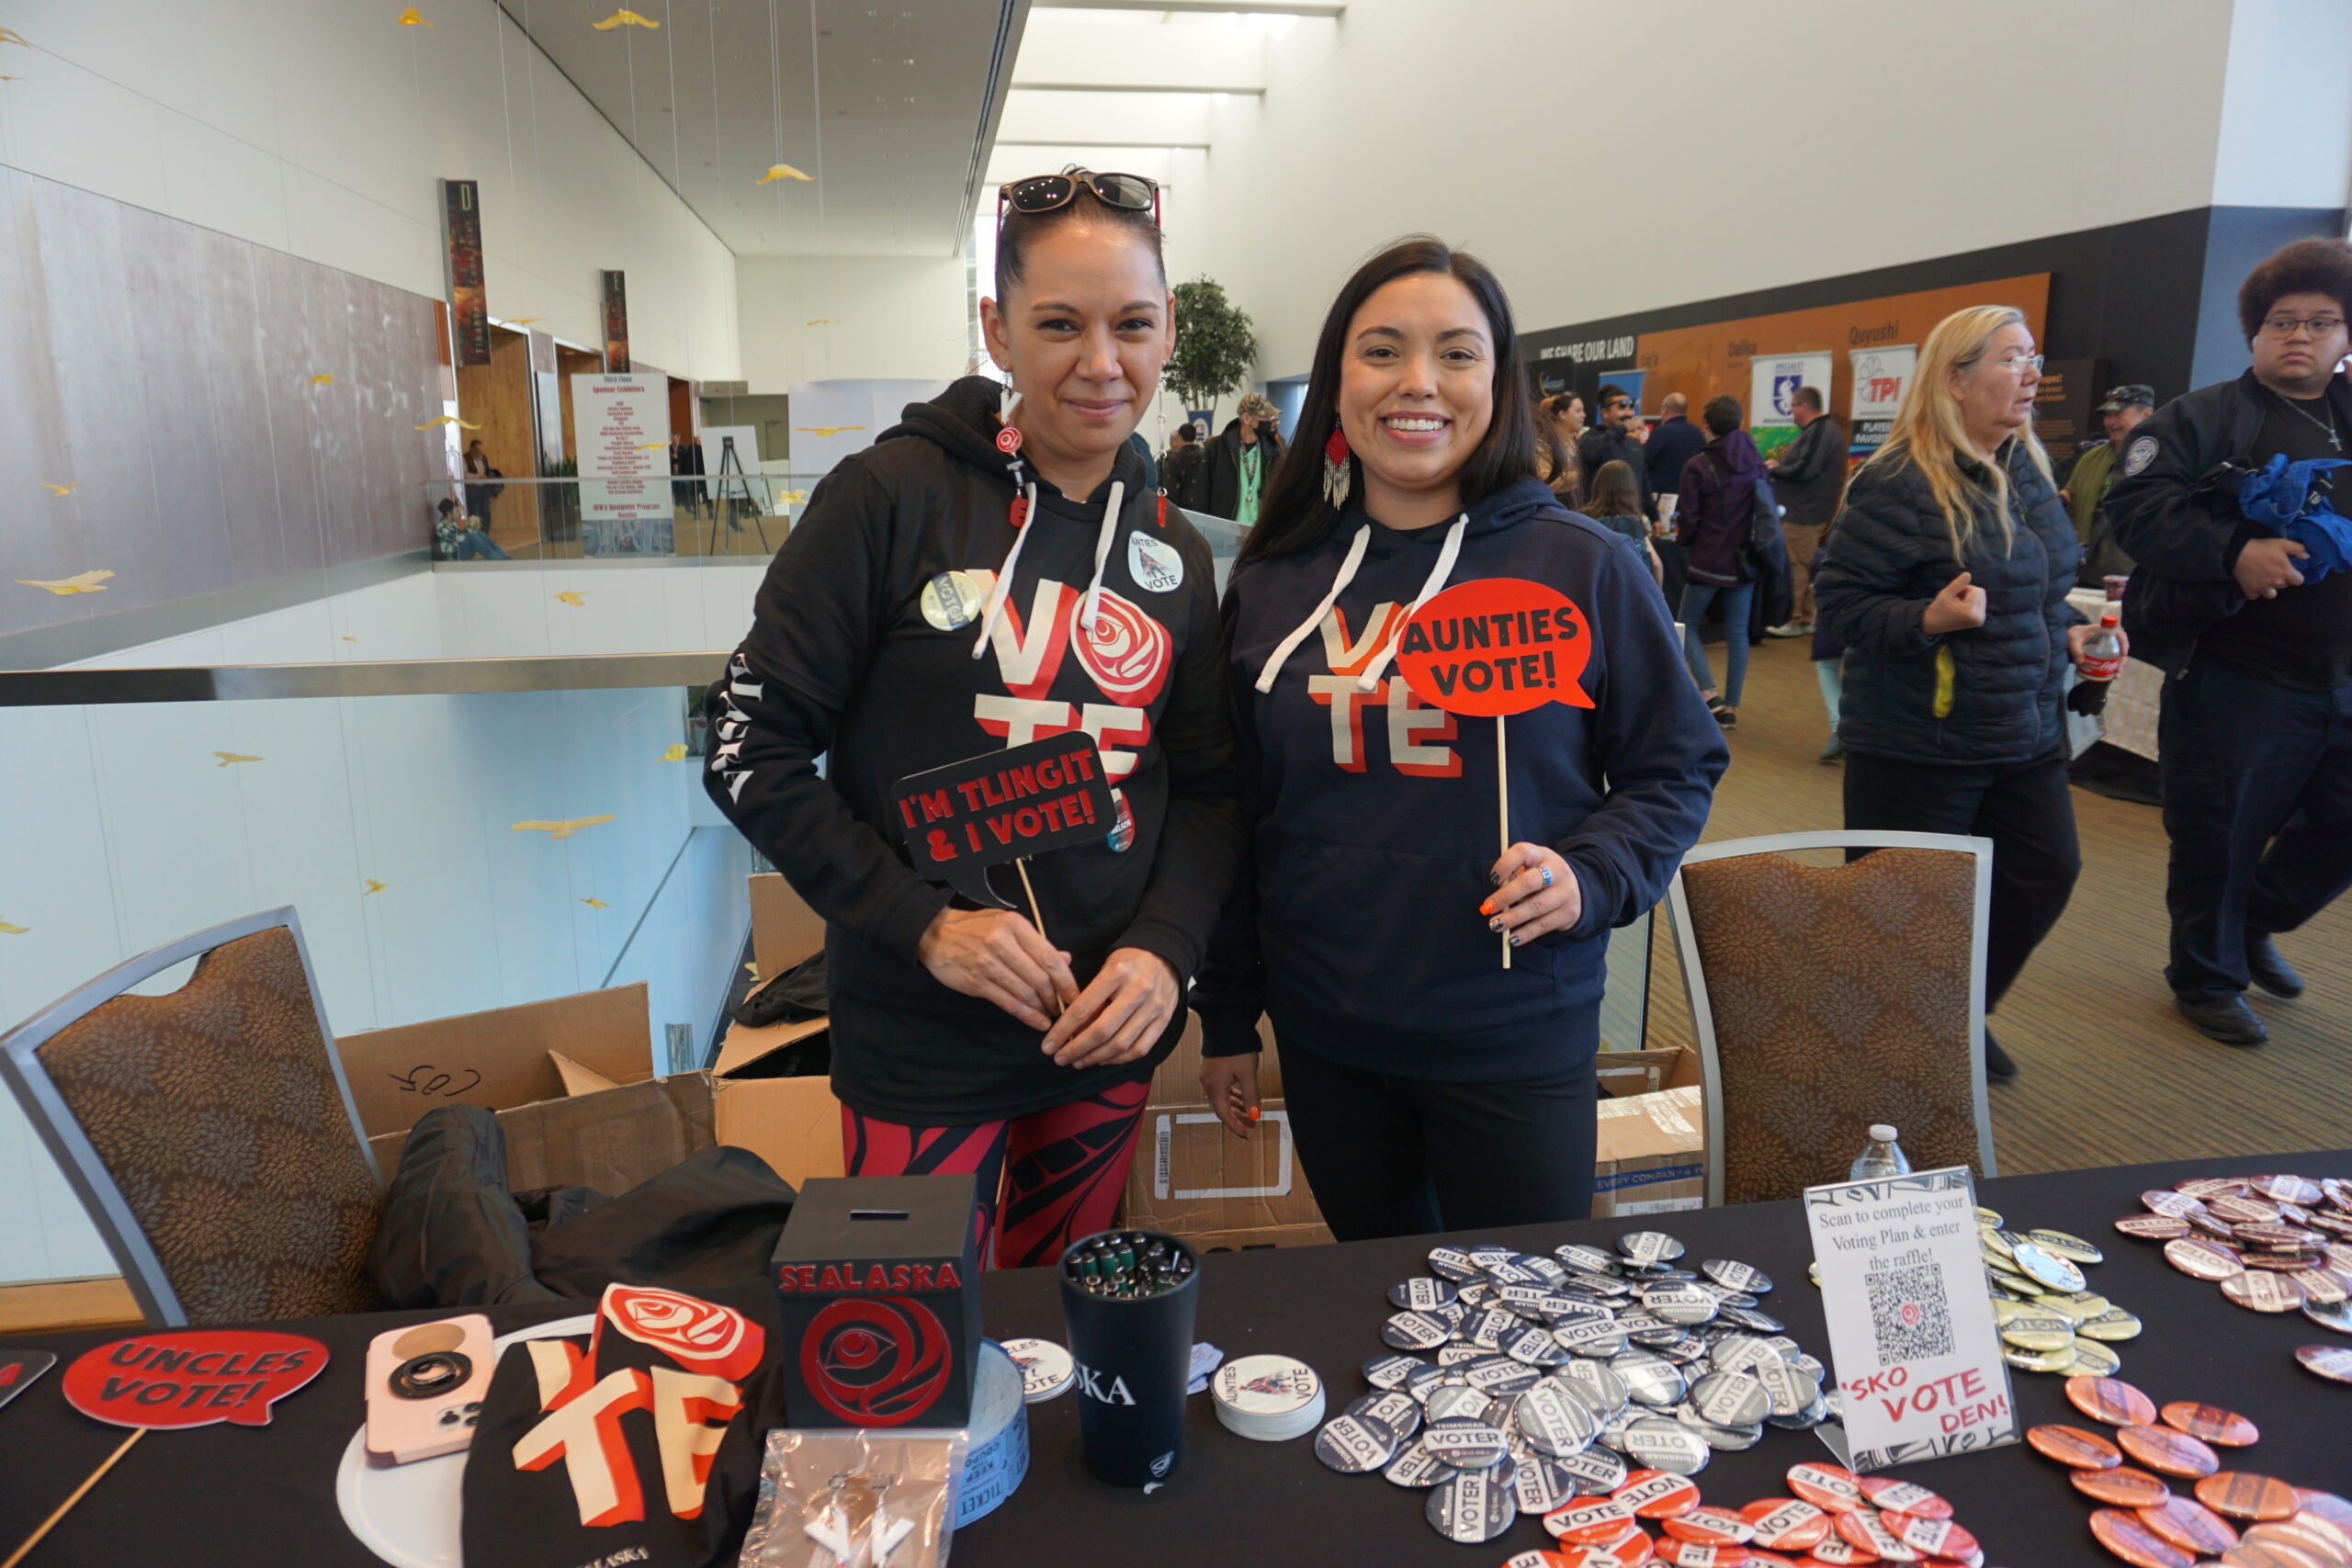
[1247, 1105, 1261, 1122]
[1477, 899, 1494, 916]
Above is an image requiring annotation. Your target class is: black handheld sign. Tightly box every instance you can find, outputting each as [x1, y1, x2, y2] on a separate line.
[891, 734, 1115, 909]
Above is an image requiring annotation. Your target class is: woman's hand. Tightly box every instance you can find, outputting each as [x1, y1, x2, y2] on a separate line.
[1043, 947, 1179, 1068]
[2066, 621, 2129, 666]
[917, 908, 1077, 1032]
[1201, 1052, 1261, 1137]
[1483, 842, 1585, 947]
[1921, 570, 1987, 635]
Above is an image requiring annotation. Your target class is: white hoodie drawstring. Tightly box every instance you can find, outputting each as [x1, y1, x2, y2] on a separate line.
[1081, 479, 1125, 637]
[1354, 513, 1468, 693]
[970, 480, 1039, 659]
[1254, 525, 1371, 694]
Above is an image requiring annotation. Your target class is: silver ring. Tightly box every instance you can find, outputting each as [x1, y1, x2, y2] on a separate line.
[1539, 865, 1554, 890]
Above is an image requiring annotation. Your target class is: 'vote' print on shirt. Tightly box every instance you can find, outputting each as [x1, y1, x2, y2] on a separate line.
[968, 568, 1170, 784]
[1307, 602, 1461, 776]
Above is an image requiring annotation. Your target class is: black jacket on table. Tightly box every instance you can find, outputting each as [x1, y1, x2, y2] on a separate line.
[702, 377, 1243, 1123]
[1203, 421, 1283, 520]
[1814, 440, 2083, 766]
[1772, 414, 1849, 529]
[2107, 367, 2352, 679]
[1192, 479, 1726, 1082]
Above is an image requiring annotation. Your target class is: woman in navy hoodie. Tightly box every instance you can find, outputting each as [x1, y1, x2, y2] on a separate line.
[1193, 239, 1726, 1238]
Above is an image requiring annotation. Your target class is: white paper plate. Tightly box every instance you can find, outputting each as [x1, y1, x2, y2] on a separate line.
[335, 1314, 595, 1568]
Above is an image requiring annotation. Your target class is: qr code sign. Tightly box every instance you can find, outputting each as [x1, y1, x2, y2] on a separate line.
[1866, 1261, 1954, 1363]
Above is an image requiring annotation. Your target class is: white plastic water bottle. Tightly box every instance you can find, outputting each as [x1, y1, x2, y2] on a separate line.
[1849, 1124, 1912, 1182]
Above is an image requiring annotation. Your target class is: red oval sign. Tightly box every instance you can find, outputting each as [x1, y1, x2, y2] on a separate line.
[62, 1329, 328, 1429]
[1395, 578, 1595, 717]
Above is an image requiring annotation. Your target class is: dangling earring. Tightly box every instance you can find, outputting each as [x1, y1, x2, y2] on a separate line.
[999, 383, 1023, 426]
[1322, 424, 1352, 509]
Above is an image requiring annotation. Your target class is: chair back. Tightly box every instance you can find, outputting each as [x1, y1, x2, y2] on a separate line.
[1666, 831, 1995, 1207]
[0, 908, 382, 1325]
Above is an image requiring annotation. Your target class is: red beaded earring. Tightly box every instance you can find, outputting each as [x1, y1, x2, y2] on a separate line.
[1322, 425, 1352, 510]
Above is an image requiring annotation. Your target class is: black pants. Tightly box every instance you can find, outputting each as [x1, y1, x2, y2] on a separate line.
[2158, 660, 2352, 998]
[1842, 748, 2081, 1013]
[1279, 1039, 1598, 1242]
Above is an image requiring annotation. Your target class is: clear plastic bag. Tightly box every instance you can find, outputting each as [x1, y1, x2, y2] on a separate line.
[738, 1430, 967, 1568]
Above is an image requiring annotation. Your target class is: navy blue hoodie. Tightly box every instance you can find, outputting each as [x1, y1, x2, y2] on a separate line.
[1193, 479, 1726, 1080]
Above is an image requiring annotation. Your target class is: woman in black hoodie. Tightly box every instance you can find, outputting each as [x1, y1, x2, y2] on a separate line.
[1193, 239, 1725, 1239]
[702, 172, 1243, 1267]
[1674, 395, 1763, 728]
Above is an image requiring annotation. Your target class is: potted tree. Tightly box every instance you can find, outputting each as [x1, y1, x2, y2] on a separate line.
[1164, 277, 1257, 434]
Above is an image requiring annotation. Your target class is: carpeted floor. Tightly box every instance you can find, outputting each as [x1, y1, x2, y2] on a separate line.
[1643, 633, 2352, 1176]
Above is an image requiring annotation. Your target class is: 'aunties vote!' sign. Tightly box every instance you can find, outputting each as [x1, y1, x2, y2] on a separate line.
[1394, 578, 1595, 716]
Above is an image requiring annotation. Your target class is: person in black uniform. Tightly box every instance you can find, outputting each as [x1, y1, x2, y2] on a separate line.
[2107, 237, 2352, 1047]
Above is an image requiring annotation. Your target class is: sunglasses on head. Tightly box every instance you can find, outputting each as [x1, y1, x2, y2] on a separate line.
[997, 169, 1161, 228]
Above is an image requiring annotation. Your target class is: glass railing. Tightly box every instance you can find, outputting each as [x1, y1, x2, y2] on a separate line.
[421, 473, 828, 561]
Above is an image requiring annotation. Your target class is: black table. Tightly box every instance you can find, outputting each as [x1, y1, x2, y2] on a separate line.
[7, 1150, 2351, 1567]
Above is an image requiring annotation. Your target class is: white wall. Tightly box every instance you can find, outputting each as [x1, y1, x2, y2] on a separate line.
[736, 254, 972, 392]
[2211, 0, 2352, 209]
[0, 0, 740, 380]
[1182, 0, 2260, 376]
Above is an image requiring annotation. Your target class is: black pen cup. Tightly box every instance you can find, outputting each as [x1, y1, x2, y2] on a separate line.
[1056, 1228, 1199, 1486]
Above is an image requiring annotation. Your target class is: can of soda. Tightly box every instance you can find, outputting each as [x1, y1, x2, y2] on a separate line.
[1056, 1228, 1199, 1486]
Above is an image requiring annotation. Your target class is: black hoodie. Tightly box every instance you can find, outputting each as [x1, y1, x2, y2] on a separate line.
[703, 377, 1242, 1123]
[1193, 479, 1726, 1080]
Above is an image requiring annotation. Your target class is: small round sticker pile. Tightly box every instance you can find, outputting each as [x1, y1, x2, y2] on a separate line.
[1974, 1206, 2139, 1380]
[2111, 1172, 2352, 1363]
[1327, 1232, 1843, 1546]
[1497, 1461, 1990, 1568]
[2025, 1371, 2352, 1568]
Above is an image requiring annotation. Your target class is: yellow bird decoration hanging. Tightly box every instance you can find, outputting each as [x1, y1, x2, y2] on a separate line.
[213, 751, 264, 767]
[592, 8, 659, 29]
[395, 6, 431, 24]
[506, 317, 544, 326]
[310, 373, 335, 386]
[778, 489, 808, 505]
[0, 919, 28, 935]
[339, 635, 358, 642]
[661, 743, 688, 761]
[0, 28, 28, 45]
[758, 164, 814, 185]
[363, 879, 388, 896]
[40, 482, 80, 496]
[414, 414, 482, 431]
[582, 897, 611, 910]
[634, 441, 667, 451]
[16, 570, 112, 595]
[804, 319, 841, 326]
[512, 815, 616, 840]
[795, 425, 865, 438]
[554, 590, 587, 606]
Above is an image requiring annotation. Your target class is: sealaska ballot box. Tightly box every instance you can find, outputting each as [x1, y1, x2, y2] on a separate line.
[772, 1174, 982, 1429]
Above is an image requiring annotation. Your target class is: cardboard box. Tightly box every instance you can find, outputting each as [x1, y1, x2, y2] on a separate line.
[1120, 1094, 1327, 1243]
[773, 1174, 981, 1429]
[343, 983, 844, 1195]
[1592, 1082, 1705, 1219]
[748, 871, 828, 982]
[1595, 1045, 1703, 1100]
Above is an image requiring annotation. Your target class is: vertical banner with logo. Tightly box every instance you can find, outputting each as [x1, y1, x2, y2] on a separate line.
[1848, 344, 1916, 459]
[1749, 353, 1833, 460]
[441, 179, 490, 368]
[571, 372, 671, 554]
[601, 268, 630, 372]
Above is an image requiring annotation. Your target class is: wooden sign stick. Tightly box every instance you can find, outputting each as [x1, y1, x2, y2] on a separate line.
[1497, 714, 1511, 972]
[3, 1427, 142, 1568]
[1013, 857, 1063, 1017]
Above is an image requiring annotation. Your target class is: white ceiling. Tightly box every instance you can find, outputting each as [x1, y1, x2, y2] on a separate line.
[501, 0, 1337, 261]
[499, 0, 1025, 258]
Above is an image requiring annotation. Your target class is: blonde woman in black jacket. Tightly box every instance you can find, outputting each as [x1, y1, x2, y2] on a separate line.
[1815, 305, 2119, 1082]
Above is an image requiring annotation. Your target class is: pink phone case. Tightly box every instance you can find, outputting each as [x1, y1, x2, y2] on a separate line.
[365, 1314, 494, 1465]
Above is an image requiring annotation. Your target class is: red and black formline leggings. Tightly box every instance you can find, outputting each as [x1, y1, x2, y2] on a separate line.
[839, 1079, 1151, 1269]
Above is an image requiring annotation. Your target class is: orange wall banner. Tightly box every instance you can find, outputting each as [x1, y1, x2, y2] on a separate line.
[1634, 273, 2051, 457]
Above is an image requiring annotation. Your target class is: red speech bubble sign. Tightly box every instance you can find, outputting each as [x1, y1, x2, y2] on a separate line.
[62, 1329, 328, 1430]
[1395, 577, 1595, 716]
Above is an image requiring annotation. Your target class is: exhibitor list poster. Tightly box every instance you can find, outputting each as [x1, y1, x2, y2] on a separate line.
[571, 373, 672, 556]
[1804, 1166, 2018, 1472]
